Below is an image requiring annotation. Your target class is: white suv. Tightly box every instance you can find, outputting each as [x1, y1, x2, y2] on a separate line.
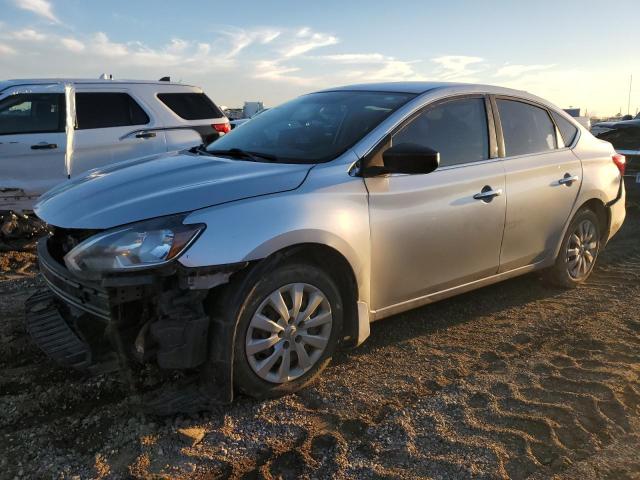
[0, 78, 229, 211]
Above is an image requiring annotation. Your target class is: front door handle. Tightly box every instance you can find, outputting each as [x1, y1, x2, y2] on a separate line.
[31, 143, 58, 150]
[558, 173, 580, 186]
[473, 186, 503, 202]
[135, 131, 157, 139]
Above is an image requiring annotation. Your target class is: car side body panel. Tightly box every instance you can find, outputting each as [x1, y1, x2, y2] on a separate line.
[498, 148, 582, 272]
[180, 153, 372, 310]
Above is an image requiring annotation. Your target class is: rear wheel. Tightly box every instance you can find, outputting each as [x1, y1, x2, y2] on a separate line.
[233, 263, 343, 398]
[545, 209, 601, 288]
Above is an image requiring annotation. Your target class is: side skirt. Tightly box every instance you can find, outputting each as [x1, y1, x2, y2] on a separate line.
[370, 260, 549, 322]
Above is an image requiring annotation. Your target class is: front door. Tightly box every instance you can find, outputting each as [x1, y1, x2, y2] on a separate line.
[366, 96, 507, 311]
[0, 90, 66, 210]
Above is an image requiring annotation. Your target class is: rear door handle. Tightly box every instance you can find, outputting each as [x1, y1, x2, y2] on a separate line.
[558, 174, 579, 186]
[31, 143, 58, 150]
[135, 131, 157, 139]
[473, 186, 503, 202]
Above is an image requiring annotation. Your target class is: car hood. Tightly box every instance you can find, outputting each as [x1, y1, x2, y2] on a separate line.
[35, 151, 312, 229]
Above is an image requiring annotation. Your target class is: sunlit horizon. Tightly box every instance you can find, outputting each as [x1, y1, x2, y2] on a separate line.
[1, 0, 638, 117]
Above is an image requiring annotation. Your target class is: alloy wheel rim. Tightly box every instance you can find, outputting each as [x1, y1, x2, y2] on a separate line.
[246, 283, 332, 384]
[566, 219, 598, 279]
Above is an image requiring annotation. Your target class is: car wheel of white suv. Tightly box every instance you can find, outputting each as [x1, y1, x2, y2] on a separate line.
[232, 262, 343, 398]
[546, 208, 601, 288]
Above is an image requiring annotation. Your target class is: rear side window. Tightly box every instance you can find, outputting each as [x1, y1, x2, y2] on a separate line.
[393, 97, 489, 167]
[157, 93, 223, 120]
[76, 93, 149, 130]
[0, 93, 64, 135]
[497, 99, 557, 156]
[551, 111, 579, 147]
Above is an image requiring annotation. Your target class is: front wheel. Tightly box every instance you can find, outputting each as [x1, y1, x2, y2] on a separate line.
[232, 263, 343, 398]
[545, 209, 601, 288]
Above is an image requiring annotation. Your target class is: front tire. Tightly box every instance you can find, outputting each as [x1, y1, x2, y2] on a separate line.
[232, 262, 343, 398]
[545, 209, 601, 288]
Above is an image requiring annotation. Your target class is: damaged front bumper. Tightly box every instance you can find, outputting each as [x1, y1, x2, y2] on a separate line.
[26, 234, 246, 407]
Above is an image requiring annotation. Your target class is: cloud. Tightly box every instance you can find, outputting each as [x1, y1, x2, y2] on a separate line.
[221, 27, 281, 59]
[0, 43, 17, 55]
[252, 60, 311, 85]
[495, 63, 556, 78]
[431, 55, 485, 81]
[61, 37, 84, 52]
[319, 53, 389, 64]
[13, 0, 59, 23]
[10, 28, 47, 41]
[91, 32, 129, 58]
[282, 28, 338, 58]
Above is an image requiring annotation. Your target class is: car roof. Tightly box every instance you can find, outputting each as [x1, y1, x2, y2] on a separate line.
[0, 78, 198, 92]
[317, 81, 469, 94]
[316, 81, 531, 97]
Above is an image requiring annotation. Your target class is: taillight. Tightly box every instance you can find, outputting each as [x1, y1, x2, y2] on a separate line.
[213, 122, 231, 134]
[612, 153, 626, 176]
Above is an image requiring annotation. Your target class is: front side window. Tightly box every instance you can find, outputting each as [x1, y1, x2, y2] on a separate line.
[0, 93, 63, 135]
[206, 91, 415, 163]
[497, 99, 557, 156]
[392, 97, 489, 167]
[76, 92, 149, 130]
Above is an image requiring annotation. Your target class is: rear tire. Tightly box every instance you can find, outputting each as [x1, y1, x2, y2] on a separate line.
[231, 262, 343, 399]
[545, 209, 601, 288]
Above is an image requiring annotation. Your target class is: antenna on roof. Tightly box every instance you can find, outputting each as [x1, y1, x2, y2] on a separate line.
[159, 76, 170, 82]
[99, 73, 113, 80]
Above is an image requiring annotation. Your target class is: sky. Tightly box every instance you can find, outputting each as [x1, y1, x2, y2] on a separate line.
[0, 0, 638, 117]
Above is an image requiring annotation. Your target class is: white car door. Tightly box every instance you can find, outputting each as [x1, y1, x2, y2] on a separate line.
[0, 86, 67, 211]
[71, 89, 167, 175]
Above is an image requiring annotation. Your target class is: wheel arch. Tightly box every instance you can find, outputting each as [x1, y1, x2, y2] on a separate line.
[245, 242, 366, 347]
[550, 197, 610, 264]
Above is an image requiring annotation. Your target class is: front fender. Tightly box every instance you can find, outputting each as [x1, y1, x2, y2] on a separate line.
[178, 162, 371, 306]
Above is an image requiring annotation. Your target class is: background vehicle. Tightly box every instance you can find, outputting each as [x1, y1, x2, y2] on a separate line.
[591, 113, 640, 198]
[0, 78, 229, 211]
[229, 108, 269, 130]
[29, 82, 626, 407]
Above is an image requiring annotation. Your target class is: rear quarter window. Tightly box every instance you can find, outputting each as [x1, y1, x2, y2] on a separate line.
[157, 93, 223, 120]
[551, 111, 579, 147]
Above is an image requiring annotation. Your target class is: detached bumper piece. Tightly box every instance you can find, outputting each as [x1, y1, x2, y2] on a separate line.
[25, 289, 92, 369]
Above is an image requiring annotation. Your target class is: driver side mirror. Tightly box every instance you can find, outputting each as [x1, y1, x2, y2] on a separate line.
[381, 143, 440, 175]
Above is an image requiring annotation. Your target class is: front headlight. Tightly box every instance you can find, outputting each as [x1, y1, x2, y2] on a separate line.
[64, 214, 205, 280]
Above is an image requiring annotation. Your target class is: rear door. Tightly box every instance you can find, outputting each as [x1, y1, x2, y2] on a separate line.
[366, 95, 506, 310]
[494, 97, 582, 271]
[71, 89, 167, 175]
[0, 89, 66, 209]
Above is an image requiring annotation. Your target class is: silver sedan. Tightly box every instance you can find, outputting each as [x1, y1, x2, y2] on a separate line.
[31, 82, 626, 404]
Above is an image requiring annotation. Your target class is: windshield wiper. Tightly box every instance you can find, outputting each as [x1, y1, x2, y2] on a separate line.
[207, 148, 278, 162]
[188, 144, 211, 155]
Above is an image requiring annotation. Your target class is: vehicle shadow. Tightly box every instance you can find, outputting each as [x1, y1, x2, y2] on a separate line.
[333, 271, 563, 365]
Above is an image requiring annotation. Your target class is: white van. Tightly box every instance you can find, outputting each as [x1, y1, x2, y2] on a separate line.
[0, 78, 229, 211]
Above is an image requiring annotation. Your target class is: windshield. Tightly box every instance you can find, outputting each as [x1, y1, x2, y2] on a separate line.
[206, 91, 415, 163]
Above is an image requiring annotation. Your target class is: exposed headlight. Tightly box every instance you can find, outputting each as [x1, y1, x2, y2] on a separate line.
[64, 214, 204, 280]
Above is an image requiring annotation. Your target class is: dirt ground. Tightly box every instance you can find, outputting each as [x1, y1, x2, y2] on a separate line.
[1, 205, 639, 480]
